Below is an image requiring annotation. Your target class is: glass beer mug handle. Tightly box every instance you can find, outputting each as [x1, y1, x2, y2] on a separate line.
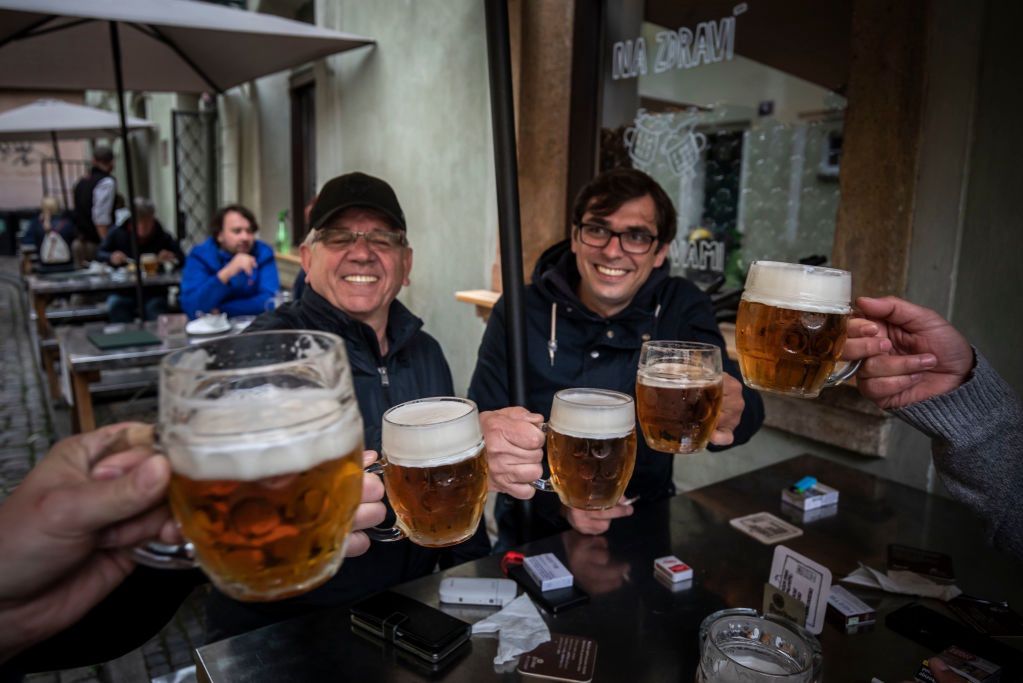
[363, 460, 407, 543]
[530, 422, 555, 493]
[823, 358, 862, 388]
[133, 541, 197, 569]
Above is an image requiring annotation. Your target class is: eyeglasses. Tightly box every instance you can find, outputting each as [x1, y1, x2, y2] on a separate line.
[576, 223, 659, 254]
[315, 228, 407, 251]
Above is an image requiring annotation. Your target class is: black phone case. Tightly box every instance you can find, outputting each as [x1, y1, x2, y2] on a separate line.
[507, 564, 589, 614]
[350, 590, 472, 663]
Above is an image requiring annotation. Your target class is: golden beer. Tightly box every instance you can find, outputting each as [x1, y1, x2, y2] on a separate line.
[379, 397, 488, 547]
[735, 261, 856, 398]
[736, 300, 850, 397]
[141, 253, 159, 276]
[168, 444, 362, 601]
[636, 365, 723, 454]
[545, 388, 637, 510]
[158, 330, 364, 601]
[384, 445, 488, 547]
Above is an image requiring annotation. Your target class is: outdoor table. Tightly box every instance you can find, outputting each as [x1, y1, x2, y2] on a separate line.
[56, 317, 249, 433]
[25, 268, 180, 399]
[193, 454, 1023, 682]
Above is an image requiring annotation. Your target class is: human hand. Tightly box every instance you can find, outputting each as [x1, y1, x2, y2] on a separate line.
[157, 249, 177, 264]
[226, 253, 257, 278]
[0, 423, 175, 663]
[109, 250, 127, 266]
[480, 407, 545, 499]
[347, 450, 387, 557]
[561, 496, 635, 535]
[843, 296, 973, 409]
[562, 532, 630, 595]
[709, 373, 744, 446]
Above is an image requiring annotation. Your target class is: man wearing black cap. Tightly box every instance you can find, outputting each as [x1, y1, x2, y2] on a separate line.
[205, 172, 544, 639]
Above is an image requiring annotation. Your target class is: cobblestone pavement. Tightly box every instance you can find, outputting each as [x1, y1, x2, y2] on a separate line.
[0, 257, 204, 683]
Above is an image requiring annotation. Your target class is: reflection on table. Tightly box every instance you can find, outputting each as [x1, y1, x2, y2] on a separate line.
[194, 455, 1023, 682]
[56, 316, 252, 433]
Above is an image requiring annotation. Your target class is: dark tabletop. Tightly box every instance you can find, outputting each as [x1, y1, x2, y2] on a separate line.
[194, 454, 1023, 682]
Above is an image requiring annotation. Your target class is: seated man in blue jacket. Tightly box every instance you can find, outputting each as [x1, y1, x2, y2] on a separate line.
[98, 198, 185, 322]
[469, 167, 764, 548]
[180, 204, 279, 318]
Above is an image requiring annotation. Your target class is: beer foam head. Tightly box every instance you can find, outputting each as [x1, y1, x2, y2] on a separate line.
[742, 260, 852, 313]
[382, 397, 483, 467]
[638, 363, 723, 388]
[163, 391, 363, 481]
[550, 388, 634, 439]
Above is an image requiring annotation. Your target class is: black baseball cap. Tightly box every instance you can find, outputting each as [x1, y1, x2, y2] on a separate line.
[309, 172, 407, 232]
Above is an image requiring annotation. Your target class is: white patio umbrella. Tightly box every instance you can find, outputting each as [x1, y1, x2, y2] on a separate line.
[0, 0, 373, 322]
[0, 98, 154, 207]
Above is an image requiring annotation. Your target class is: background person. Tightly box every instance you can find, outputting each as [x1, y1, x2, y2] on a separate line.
[844, 295, 1023, 562]
[469, 168, 764, 545]
[71, 146, 116, 266]
[97, 198, 184, 322]
[180, 204, 279, 319]
[21, 196, 75, 268]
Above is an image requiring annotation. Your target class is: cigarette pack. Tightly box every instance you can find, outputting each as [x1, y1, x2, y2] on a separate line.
[654, 572, 693, 593]
[653, 555, 693, 583]
[826, 585, 876, 628]
[914, 646, 1002, 683]
[522, 553, 574, 592]
[781, 482, 839, 511]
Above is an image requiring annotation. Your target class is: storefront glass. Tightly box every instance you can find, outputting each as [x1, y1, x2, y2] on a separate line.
[599, 1, 851, 288]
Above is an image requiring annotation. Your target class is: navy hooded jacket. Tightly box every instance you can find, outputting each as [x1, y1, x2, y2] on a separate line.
[468, 240, 764, 547]
[204, 286, 492, 640]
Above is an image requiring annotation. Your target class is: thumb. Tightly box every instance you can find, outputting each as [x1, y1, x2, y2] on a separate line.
[45, 456, 171, 535]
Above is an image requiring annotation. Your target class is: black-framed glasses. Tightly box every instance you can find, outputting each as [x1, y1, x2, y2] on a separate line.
[576, 223, 659, 254]
[315, 228, 407, 251]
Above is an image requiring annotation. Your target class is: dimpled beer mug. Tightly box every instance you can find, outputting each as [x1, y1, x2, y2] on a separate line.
[698, 609, 822, 683]
[735, 261, 860, 398]
[636, 341, 724, 454]
[534, 388, 637, 510]
[155, 331, 364, 602]
[369, 397, 489, 547]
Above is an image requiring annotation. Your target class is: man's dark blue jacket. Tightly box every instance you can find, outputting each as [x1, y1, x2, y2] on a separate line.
[468, 240, 764, 548]
[204, 286, 492, 640]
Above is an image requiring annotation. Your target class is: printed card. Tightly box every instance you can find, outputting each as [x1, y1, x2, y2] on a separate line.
[769, 545, 832, 635]
[518, 633, 598, 683]
[729, 512, 803, 544]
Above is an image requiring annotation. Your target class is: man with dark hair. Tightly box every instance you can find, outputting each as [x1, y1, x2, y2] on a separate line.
[98, 198, 184, 322]
[180, 203, 279, 318]
[71, 145, 116, 266]
[469, 167, 764, 547]
[205, 172, 542, 640]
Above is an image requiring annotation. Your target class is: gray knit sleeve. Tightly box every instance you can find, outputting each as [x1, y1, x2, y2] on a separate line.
[894, 352, 1023, 561]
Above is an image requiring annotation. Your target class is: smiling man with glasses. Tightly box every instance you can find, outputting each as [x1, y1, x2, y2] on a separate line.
[203, 172, 544, 642]
[470, 167, 764, 548]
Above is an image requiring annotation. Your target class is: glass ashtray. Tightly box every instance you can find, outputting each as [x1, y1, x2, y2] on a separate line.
[697, 608, 822, 683]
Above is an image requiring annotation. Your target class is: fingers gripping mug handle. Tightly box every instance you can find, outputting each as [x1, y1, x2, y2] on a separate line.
[824, 358, 862, 388]
[531, 422, 555, 493]
[131, 426, 197, 570]
[363, 460, 406, 543]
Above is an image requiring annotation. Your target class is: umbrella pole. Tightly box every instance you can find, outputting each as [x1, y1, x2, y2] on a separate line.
[49, 131, 69, 209]
[485, 0, 532, 542]
[109, 21, 146, 325]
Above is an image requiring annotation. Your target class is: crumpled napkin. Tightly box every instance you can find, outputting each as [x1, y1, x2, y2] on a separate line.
[841, 563, 962, 601]
[471, 593, 551, 665]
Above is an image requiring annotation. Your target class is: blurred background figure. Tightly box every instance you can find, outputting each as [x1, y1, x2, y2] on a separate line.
[71, 145, 116, 267]
[21, 196, 74, 269]
[98, 197, 184, 322]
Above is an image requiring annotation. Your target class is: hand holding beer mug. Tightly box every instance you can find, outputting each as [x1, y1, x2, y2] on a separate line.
[636, 341, 724, 454]
[735, 261, 860, 398]
[534, 389, 637, 510]
[153, 331, 365, 602]
[368, 397, 489, 547]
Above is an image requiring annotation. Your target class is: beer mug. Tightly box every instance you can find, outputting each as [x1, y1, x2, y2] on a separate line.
[367, 397, 488, 548]
[141, 253, 159, 276]
[735, 261, 861, 398]
[698, 609, 821, 682]
[150, 331, 365, 602]
[533, 389, 637, 510]
[636, 341, 723, 454]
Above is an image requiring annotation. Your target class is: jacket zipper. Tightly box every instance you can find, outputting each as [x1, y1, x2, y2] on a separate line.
[377, 365, 392, 403]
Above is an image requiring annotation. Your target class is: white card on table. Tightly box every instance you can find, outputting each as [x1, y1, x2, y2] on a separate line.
[729, 512, 803, 544]
[769, 545, 832, 635]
